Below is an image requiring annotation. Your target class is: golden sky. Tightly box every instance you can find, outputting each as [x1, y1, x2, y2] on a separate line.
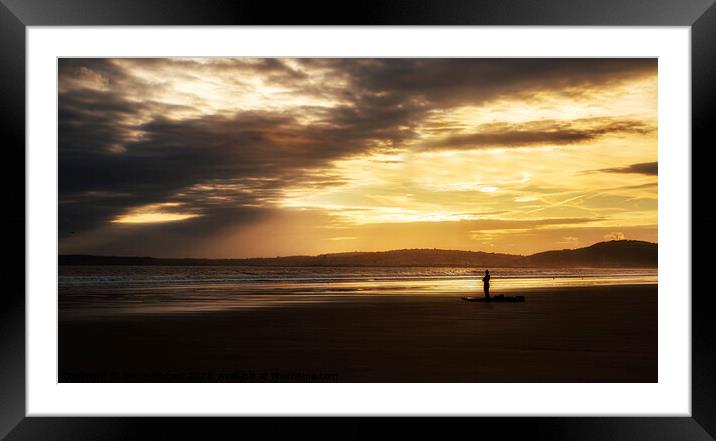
[59, 58, 657, 257]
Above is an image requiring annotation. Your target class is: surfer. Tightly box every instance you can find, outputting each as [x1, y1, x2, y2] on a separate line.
[482, 269, 491, 299]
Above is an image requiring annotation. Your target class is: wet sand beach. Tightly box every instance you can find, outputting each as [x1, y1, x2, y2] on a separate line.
[59, 284, 656, 382]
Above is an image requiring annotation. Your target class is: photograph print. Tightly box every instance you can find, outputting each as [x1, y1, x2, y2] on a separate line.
[58, 58, 658, 382]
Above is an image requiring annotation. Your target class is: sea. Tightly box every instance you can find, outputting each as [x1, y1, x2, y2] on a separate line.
[58, 265, 657, 318]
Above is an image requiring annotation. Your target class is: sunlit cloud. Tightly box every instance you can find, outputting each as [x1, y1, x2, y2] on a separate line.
[604, 231, 626, 240]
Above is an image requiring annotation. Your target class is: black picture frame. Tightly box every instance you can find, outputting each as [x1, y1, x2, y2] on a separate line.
[2, 0, 713, 439]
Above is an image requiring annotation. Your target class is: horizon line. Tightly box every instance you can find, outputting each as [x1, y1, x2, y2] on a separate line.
[58, 239, 657, 261]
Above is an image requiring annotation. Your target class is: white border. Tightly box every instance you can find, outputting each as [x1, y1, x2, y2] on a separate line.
[27, 27, 691, 416]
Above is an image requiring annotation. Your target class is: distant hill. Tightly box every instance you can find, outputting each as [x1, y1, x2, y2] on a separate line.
[259, 249, 522, 267]
[58, 249, 521, 267]
[516, 240, 657, 268]
[59, 240, 657, 268]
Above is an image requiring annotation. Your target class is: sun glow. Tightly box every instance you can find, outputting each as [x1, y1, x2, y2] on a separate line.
[112, 203, 201, 224]
[113, 213, 200, 224]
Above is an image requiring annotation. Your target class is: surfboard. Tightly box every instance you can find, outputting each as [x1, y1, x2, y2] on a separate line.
[462, 295, 525, 302]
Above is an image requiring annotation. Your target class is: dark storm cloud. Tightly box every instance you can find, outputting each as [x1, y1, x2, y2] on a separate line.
[59, 58, 127, 87]
[297, 58, 656, 105]
[58, 58, 656, 244]
[597, 162, 658, 176]
[420, 117, 655, 150]
[59, 106, 392, 235]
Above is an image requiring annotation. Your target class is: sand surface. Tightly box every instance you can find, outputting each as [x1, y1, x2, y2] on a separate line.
[59, 284, 657, 382]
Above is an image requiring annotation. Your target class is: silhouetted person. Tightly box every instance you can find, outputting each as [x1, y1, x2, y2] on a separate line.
[482, 269, 491, 299]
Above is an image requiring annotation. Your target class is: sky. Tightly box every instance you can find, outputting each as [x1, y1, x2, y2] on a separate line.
[58, 58, 657, 258]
